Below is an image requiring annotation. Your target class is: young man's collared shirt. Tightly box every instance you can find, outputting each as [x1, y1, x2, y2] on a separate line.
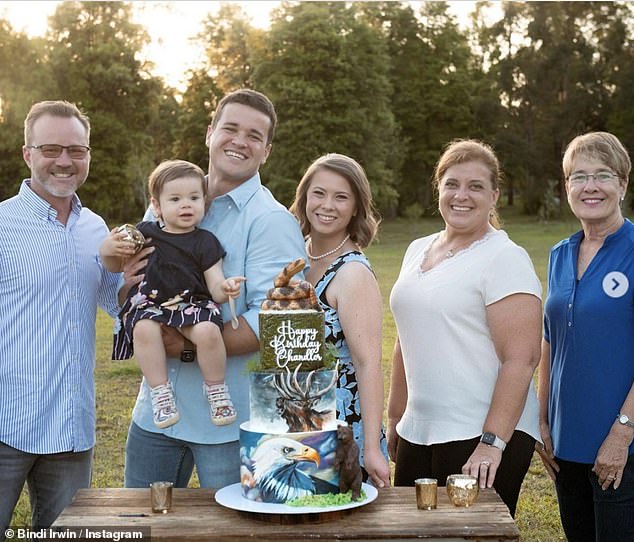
[130, 173, 307, 444]
[0, 181, 121, 454]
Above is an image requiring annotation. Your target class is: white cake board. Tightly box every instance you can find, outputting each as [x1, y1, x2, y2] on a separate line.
[215, 482, 378, 515]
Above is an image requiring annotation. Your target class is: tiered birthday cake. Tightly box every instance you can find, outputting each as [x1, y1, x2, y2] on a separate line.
[239, 259, 341, 504]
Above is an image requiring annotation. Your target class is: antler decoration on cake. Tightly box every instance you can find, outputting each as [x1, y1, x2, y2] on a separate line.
[261, 258, 321, 311]
[273, 363, 338, 432]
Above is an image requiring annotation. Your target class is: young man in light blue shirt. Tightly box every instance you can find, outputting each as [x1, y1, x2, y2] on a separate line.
[123, 89, 308, 489]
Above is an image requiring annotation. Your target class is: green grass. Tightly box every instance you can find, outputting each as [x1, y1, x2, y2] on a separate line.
[12, 208, 629, 540]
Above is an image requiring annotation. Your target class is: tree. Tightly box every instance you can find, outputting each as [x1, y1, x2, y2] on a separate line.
[173, 69, 223, 172]
[0, 20, 55, 200]
[253, 1, 399, 211]
[197, 2, 262, 93]
[476, 1, 632, 214]
[359, 1, 482, 216]
[45, 1, 176, 221]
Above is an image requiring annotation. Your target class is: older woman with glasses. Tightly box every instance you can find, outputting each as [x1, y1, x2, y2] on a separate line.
[537, 132, 634, 542]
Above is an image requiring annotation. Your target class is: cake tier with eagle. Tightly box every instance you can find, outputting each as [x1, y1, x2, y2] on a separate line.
[239, 258, 341, 504]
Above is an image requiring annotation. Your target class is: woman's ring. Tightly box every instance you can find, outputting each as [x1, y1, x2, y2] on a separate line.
[480, 461, 490, 466]
[607, 475, 615, 480]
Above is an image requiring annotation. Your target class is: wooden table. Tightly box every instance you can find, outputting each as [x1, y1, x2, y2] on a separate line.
[52, 487, 519, 541]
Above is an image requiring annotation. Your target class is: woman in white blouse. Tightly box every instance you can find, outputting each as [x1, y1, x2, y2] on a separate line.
[387, 139, 542, 517]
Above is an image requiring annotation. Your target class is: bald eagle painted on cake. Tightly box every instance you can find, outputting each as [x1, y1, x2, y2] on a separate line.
[251, 437, 331, 503]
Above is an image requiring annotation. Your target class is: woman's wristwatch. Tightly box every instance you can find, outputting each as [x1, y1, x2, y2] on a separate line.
[617, 413, 634, 428]
[480, 432, 507, 451]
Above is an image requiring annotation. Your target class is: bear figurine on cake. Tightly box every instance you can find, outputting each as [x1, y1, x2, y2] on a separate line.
[239, 259, 342, 504]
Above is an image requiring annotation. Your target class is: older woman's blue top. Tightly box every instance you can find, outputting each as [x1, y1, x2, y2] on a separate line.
[544, 219, 634, 463]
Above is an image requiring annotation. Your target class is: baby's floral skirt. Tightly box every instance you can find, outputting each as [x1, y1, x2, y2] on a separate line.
[112, 287, 223, 360]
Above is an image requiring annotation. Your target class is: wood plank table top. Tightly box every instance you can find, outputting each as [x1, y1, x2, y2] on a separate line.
[52, 487, 520, 541]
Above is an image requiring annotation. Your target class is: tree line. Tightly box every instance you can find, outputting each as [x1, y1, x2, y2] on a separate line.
[1, 1, 633, 222]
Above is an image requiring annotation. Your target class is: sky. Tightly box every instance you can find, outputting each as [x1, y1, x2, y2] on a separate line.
[0, 1, 478, 91]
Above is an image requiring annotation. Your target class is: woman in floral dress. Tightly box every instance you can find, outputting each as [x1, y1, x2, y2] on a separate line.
[290, 153, 390, 489]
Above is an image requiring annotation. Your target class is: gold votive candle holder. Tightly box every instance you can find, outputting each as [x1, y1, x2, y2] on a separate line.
[150, 481, 173, 513]
[446, 474, 479, 507]
[415, 478, 437, 510]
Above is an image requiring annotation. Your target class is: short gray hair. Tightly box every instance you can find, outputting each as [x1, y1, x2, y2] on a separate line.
[24, 100, 90, 145]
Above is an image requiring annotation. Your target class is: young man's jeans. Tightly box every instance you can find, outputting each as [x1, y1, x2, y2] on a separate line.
[124, 422, 240, 488]
[555, 453, 634, 542]
[0, 441, 92, 532]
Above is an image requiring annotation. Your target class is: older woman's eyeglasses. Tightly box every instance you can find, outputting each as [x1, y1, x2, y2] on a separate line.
[568, 171, 619, 185]
[27, 144, 90, 159]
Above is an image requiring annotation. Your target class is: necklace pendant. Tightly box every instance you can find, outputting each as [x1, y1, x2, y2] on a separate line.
[446, 249, 454, 258]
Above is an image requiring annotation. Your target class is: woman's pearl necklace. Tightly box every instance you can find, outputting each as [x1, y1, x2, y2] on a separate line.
[306, 234, 350, 261]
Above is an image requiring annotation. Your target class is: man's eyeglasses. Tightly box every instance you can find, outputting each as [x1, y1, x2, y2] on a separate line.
[568, 171, 619, 185]
[27, 144, 90, 159]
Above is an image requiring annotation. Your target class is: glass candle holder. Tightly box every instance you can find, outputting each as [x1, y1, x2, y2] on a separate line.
[415, 478, 437, 510]
[150, 481, 173, 513]
[446, 474, 479, 507]
[116, 223, 146, 253]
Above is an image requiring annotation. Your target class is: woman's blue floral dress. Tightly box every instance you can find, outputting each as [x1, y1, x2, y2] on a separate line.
[314, 251, 388, 470]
